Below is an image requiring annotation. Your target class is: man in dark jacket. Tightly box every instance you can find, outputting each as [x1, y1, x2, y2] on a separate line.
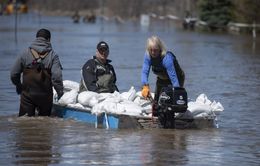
[10, 29, 64, 116]
[79, 41, 118, 93]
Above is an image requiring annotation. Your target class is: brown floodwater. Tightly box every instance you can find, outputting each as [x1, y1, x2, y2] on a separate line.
[0, 13, 259, 165]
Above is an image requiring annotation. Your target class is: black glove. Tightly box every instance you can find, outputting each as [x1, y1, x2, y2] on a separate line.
[16, 85, 22, 95]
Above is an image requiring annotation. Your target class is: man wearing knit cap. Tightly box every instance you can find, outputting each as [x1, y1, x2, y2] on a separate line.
[79, 41, 118, 93]
[10, 28, 64, 116]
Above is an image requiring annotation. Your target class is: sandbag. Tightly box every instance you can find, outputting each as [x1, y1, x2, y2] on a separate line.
[92, 100, 117, 115]
[196, 93, 212, 105]
[63, 80, 80, 92]
[58, 89, 78, 106]
[78, 91, 99, 106]
[118, 100, 143, 116]
[211, 101, 224, 115]
[68, 103, 85, 109]
[120, 86, 136, 101]
[188, 101, 212, 116]
[92, 99, 143, 116]
[133, 96, 152, 114]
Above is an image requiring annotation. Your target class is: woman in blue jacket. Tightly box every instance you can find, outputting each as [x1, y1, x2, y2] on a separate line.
[141, 36, 185, 115]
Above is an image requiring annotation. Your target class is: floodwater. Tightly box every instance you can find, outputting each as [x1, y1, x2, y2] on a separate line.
[0, 13, 260, 165]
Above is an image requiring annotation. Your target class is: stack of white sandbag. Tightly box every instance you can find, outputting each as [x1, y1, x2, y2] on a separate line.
[91, 91, 145, 116]
[54, 80, 152, 116]
[176, 93, 224, 119]
[56, 80, 80, 107]
[54, 80, 224, 119]
[79, 86, 152, 116]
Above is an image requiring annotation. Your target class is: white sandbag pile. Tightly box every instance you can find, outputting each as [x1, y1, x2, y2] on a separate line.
[54, 80, 80, 106]
[78, 91, 99, 107]
[63, 80, 80, 92]
[55, 80, 224, 119]
[54, 80, 152, 116]
[120, 86, 136, 101]
[58, 89, 78, 106]
[176, 93, 224, 119]
[91, 91, 145, 116]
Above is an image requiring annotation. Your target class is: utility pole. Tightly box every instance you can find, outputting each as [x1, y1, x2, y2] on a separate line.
[14, 0, 18, 45]
[252, 22, 256, 39]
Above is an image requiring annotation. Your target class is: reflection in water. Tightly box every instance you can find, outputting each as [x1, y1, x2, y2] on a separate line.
[148, 130, 189, 165]
[106, 131, 154, 165]
[0, 115, 256, 165]
[105, 129, 189, 165]
[185, 129, 224, 165]
[12, 117, 61, 165]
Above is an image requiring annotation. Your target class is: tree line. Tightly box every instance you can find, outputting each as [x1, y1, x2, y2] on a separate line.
[198, 0, 260, 31]
[27, 0, 260, 30]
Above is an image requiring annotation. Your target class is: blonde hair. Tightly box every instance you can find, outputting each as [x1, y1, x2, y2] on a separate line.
[146, 36, 167, 57]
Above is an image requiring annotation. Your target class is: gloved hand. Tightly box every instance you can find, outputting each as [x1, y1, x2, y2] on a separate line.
[141, 85, 150, 99]
[16, 84, 22, 95]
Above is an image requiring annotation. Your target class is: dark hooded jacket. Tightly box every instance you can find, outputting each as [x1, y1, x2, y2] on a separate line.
[79, 56, 118, 93]
[10, 37, 63, 97]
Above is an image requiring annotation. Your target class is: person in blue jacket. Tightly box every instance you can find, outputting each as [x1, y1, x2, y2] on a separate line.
[141, 36, 185, 115]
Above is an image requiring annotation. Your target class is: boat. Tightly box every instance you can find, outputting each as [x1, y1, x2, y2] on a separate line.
[51, 80, 223, 129]
[52, 103, 218, 129]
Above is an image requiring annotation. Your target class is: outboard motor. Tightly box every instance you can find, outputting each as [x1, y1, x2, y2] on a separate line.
[158, 86, 188, 128]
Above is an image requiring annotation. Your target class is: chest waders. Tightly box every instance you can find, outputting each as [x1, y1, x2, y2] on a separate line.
[19, 49, 53, 116]
[150, 54, 186, 118]
[151, 54, 185, 102]
[151, 56, 171, 103]
[94, 59, 117, 93]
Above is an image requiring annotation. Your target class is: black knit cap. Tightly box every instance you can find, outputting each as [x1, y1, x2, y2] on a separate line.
[36, 28, 51, 40]
[97, 41, 109, 51]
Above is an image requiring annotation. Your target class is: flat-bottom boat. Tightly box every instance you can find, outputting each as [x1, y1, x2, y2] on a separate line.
[52, 103, 217, 129]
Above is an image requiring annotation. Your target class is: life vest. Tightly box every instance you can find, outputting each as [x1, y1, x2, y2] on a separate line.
[22, 49, 52, 96]
[80, 58, 118, 93]
[94, 59, 117, 93]
[151, 56, 169, 80]
[151, 52, 185, 87]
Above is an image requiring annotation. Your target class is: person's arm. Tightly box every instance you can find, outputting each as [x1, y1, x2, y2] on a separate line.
[141, 53, 151, 86]
[163, 53, 180, 87]
[51, 54, 64, 98]
[10, 54, 24, 94]
[10, 56, 22, 86]
[82, 60, 99, 92]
